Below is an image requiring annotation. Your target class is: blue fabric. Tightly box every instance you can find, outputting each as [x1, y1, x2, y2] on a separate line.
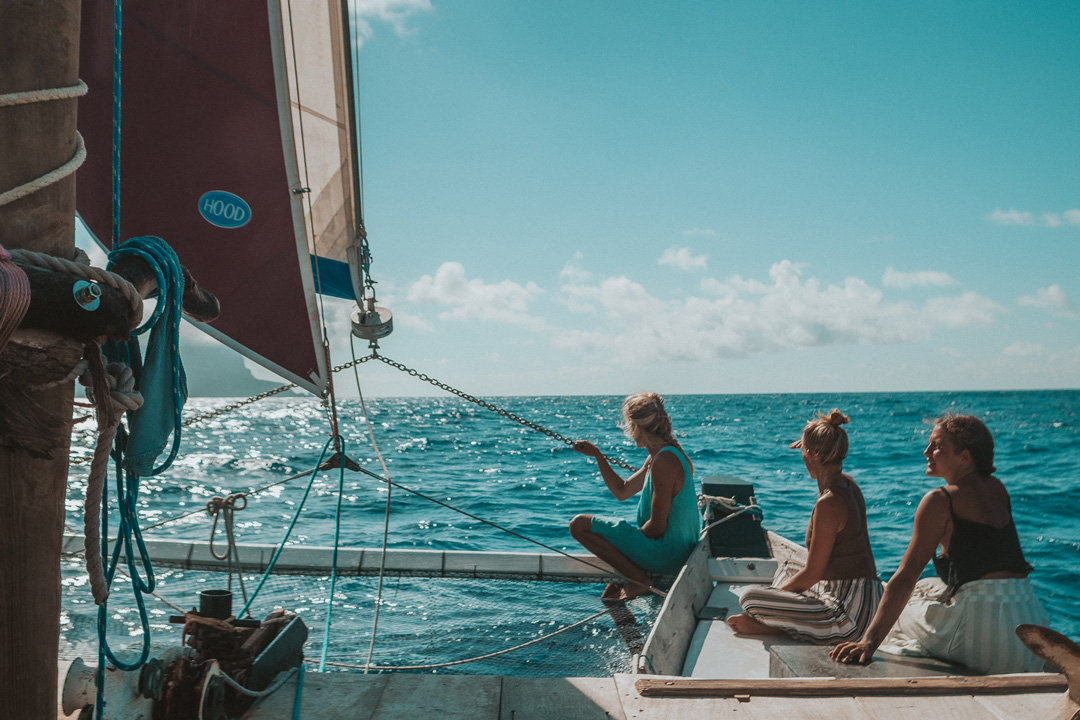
[591, 447, 701, 575]
[310, 255, 356, 300]
[107, 237, 188, 476]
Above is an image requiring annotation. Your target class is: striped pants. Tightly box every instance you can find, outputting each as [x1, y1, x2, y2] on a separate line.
[737, 562, 884, 644]
[878, 577, 1050, 674]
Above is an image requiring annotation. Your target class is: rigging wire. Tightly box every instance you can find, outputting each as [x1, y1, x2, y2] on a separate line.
[349, 334, 396, 673]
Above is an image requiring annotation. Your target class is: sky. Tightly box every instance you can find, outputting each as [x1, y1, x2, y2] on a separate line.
[85, 1, 1080, 397]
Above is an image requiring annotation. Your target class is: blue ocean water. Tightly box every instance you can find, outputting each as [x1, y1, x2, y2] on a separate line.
[63, 390, 1080, 674]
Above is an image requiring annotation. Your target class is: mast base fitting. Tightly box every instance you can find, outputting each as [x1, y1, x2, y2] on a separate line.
[351, 306, 393, 341]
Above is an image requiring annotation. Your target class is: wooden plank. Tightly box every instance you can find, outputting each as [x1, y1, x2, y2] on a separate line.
[369, 673, 502, 720]
[614, 673, 743, 720]
[242, 670, 388, 719]
[972, 692, 1062, 719]
[635, 673, 1067, 698]
[501, 676, 625, 720]
[637, 540, 713, 676]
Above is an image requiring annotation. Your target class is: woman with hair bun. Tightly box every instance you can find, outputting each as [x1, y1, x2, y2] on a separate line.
[727, 409, 883, 643]
[831, 413, 1048, 673]
[569, 393, 701, 601]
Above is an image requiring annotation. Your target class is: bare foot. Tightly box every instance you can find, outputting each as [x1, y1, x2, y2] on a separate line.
[726, 613, 784, 635]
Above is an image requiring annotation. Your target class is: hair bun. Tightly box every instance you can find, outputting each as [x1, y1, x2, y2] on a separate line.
[826, 409, 850, 426]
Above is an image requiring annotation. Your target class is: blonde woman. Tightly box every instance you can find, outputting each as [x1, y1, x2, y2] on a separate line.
[831, 414, 1048, 673]
[728, 410, 883, 643]
[569, 393, 701, 601]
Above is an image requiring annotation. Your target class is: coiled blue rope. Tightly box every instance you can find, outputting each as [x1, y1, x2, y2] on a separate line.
[95, 236, 186, 717]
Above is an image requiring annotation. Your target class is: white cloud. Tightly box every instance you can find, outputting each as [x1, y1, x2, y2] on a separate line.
[1003, 342, 1044, 358]
[882, 266, 957, 289]
[987, 208, 1037, 226]
[407, 262, 546, 329]
[987, 207, 1080, 228]
[1018, 285, 1079, 318]
[559, 251, 591, 282]
[683, 228, 717, 237]
[554, 259, 1005, 364]
[353, 0, 432, 45]
[658, 246, 708, 272]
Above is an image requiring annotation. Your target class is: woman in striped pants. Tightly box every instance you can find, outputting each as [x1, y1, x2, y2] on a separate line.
[727, 410, 883, 644]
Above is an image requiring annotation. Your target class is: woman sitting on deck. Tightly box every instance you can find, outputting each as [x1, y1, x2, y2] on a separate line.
[831, 413, 1049, 674]
[569, 393, 701, 602]
[727, 410, 883, 644]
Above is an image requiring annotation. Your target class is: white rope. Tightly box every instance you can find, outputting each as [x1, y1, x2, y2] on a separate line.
[0, 132, 87, 207]
[219, 666, 298, 698]
[0, 79, 88, 107]
[81, 360, 144, 603]
[697, 494, 761, 540]
[0, 80, 89, 205]
[8, 247, 144, 328]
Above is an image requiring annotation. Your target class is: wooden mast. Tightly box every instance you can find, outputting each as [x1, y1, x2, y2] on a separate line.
[0, 1, 83, 717]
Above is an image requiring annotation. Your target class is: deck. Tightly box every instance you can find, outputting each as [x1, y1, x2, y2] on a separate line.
[57, 670, 1063, 719]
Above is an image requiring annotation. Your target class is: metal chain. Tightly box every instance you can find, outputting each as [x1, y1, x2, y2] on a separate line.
[180, 383, 297, 427]
[366, 353, 637, 472]
[173, 352, 637, 472]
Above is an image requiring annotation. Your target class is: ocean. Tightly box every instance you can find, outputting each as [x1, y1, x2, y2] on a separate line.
[61, 390, 1080, 676]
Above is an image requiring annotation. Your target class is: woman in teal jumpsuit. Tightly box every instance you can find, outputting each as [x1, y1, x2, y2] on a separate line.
[569, 393, 701, 601]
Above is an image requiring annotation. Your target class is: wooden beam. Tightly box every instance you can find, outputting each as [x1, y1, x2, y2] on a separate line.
[0, 1, 82, 718]
[635, 673, 1068, 698]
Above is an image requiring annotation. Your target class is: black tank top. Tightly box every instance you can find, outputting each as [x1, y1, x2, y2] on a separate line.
[932, 487, 1032, 596]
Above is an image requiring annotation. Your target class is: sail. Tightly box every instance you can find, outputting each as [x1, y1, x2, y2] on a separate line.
[77, 0, 363, 395]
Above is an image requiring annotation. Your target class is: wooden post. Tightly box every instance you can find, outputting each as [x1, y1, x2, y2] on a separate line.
[0, 1, 83, 718]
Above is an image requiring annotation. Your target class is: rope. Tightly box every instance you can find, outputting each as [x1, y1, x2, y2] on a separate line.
[0, 79, 88, 107]
[80, 351, 143, 603]
[0, 133, 87, 207]
[0, 244, 31, 355]
[0, 80, 89, 206]
[8, 248, 143, 329]
[238, 437, 336, 618]
[219, 666, 299, 699]
[318, 439, 347, 673]
[350, 463, 665, 598]
[313, 608, 610, 671]
[349, 336, 396, 673]
[697, 494, 762, 540]
[207, 493, 250, 608]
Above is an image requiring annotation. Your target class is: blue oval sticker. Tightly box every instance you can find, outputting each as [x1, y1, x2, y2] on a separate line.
[199, 190, 252, 229]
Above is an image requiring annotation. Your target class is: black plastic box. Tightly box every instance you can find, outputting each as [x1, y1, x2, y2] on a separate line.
[699, 475, 770, 558]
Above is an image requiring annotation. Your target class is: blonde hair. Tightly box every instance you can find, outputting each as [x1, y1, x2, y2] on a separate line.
[621, 393, 682, 450]
[799, 409, 850, 465]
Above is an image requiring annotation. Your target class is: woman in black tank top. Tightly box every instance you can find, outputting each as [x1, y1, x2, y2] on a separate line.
[831, 414, 1047, 674]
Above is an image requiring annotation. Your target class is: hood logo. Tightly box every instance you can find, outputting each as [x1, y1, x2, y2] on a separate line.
[199, 190, 251, 229]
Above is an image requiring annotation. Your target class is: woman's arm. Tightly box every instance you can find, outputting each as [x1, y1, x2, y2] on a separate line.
[779, 493, 846, 593]
[573, 440, 650, 501]
[830, 489, 950, 664]
[639, 450, 682, 539]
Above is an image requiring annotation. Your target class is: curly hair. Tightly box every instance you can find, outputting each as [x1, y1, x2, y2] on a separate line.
[798, 409, 850, 465]
[933, 413, 996, 475]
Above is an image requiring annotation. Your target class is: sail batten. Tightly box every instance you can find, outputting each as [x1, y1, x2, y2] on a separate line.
[78, 0, 364, 396]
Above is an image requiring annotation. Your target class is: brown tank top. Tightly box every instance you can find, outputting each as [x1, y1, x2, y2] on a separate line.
[805, 477, 878, 580]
